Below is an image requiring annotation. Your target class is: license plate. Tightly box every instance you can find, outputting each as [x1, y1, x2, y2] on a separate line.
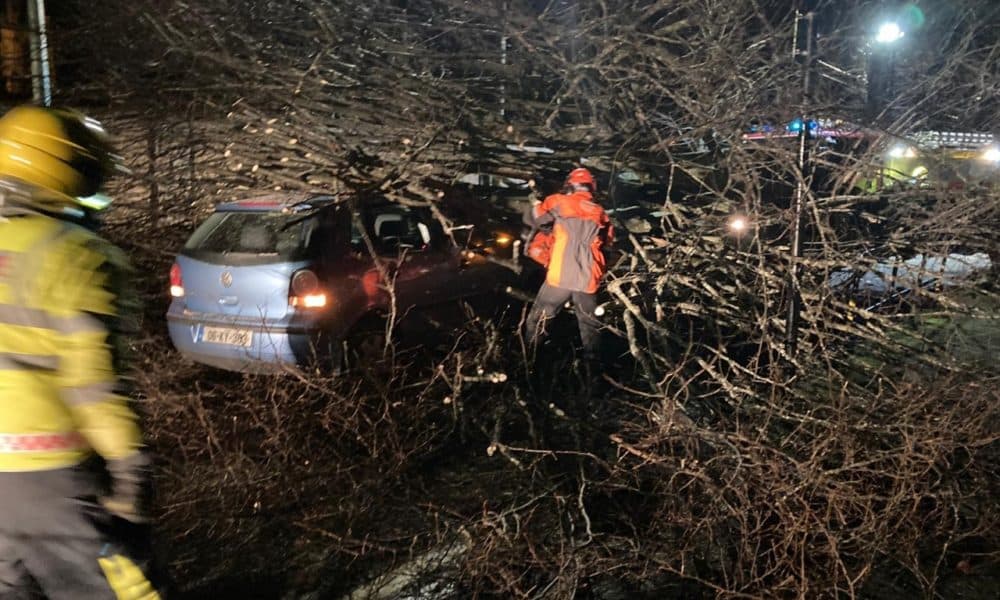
[202, 326, 253, 347]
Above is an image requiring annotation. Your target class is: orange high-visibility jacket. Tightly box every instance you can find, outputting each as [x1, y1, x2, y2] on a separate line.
[527, 190, 613, 294]
[0, 208, 143, 472]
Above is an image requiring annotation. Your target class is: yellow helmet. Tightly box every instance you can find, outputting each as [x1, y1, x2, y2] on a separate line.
[0, 105, 117, 209]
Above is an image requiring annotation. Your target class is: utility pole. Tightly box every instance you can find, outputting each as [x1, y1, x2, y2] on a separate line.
[786, 5, 815, 357]
[499, 1, 508, 120]
[25, 0, 51, 106]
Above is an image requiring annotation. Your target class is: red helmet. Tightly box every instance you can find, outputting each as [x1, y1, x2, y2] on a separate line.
[565, 167, 596, 193]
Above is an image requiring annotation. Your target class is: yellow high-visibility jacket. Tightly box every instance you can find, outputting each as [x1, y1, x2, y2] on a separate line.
[0, 207, 142, 472]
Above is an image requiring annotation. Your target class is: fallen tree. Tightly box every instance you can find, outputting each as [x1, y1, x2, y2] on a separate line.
[47, 0, 1000, 597]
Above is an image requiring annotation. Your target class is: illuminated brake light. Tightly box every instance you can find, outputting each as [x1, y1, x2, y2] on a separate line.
[291, 293, 327, 308]
[289, 269, 328, 309]
[169, 263, 184, 298]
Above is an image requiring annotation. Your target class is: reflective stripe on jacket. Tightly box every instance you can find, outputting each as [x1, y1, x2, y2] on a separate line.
[527, 190, 613, 293]
[0, 209, 142, 472]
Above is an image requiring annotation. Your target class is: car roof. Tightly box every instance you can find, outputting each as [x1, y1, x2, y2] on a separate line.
[214, 192, 342, 213]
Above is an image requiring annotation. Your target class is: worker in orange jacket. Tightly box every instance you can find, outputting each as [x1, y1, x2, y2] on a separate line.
[523, 167, 613, 358]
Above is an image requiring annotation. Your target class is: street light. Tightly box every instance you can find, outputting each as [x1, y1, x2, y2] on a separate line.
[865, 21, 905, 122]
[875, 21, 904, 44]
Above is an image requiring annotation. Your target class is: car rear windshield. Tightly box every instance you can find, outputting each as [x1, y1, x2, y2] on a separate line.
[181, 211, 321, 264]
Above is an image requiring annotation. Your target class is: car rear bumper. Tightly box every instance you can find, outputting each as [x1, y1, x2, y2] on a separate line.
[168, 348, 298, 374]
[166, 305, 325, 373]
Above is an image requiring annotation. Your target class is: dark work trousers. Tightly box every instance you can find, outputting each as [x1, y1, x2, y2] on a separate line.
[525, 282, 601, 356]
[0, 466, 159, 600]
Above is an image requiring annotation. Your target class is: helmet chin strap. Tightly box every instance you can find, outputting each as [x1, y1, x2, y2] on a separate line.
[0, 179, 21, 220]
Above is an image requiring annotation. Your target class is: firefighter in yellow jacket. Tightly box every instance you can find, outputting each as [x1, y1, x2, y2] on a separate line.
[0, 106, 163, 599]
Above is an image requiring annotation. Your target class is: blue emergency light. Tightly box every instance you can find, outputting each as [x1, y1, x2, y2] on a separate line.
[786, 118, 819, 133]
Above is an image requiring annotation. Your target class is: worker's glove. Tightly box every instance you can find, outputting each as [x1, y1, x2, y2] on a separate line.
[102, 452, 152, 524]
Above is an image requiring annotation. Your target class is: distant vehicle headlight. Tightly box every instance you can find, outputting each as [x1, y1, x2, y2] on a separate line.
[728, 214, 749, 234]
[981, 146, 1000, 162]
[888, 145, 917, 159]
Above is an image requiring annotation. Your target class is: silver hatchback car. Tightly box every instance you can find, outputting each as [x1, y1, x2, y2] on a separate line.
[166, 193, 510, 372]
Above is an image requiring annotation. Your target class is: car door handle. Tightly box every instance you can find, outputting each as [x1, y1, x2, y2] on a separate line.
[218, 296, 239, 305]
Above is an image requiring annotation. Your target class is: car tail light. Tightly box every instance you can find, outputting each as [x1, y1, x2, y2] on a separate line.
[169, 263, 184, 298]
[289, 269, 327, 309]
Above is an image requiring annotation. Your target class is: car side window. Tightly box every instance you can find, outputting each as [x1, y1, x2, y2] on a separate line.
[370, 208, 431, 255]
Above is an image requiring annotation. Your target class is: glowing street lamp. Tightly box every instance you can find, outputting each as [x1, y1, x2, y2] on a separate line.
[875, 21, 904, 44]
[866, 21, 906, 121]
